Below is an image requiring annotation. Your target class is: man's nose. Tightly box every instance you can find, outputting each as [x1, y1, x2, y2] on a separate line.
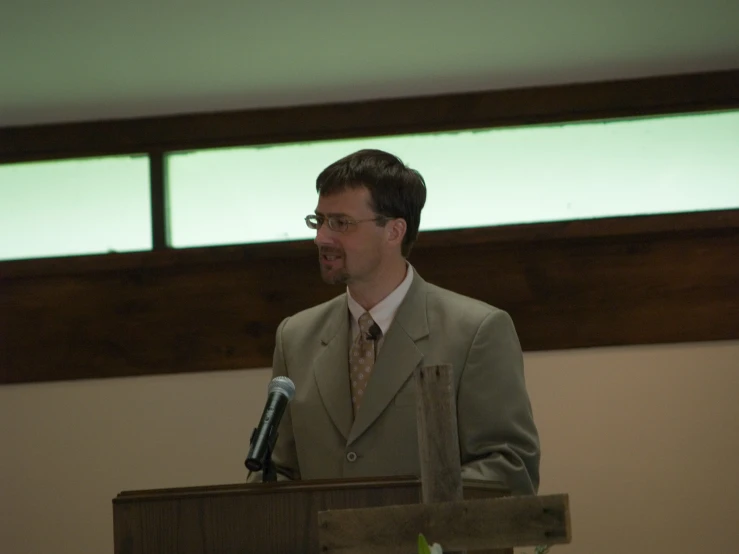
[314, 224, 334, 246]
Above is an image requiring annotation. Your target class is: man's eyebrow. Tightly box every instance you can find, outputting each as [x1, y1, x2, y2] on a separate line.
[315, 211, 349, 217]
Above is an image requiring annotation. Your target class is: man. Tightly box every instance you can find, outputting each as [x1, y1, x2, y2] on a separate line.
[249, 149, 540, 495]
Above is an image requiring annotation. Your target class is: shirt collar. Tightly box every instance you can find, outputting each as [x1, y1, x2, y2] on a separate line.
[347, 263, 415, 336]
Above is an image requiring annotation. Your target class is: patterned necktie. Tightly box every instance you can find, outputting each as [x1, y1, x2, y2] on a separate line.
[349, 312, 380, 415]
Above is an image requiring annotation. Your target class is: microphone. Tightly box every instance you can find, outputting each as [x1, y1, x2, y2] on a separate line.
[366, 322, 382, 341]
[245, 376, 296, 476]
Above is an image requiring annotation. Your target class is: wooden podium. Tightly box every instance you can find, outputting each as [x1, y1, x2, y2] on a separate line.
[114, 366, 570, 553]
[113, 476, 510, 554]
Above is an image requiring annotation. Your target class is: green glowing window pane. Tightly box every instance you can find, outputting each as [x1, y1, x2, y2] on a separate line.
[0, 156, 152, 261]
[168, 110, 739, 248]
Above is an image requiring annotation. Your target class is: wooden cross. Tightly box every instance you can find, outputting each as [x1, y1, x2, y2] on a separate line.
[318, 364, 571, 554]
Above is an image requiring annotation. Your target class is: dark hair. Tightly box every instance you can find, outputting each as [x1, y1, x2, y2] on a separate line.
[316, 149, 427, 257]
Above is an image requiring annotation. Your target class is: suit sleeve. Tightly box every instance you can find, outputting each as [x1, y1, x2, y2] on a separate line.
[246, 317, 301, 482]
[457, 310, 540, 495]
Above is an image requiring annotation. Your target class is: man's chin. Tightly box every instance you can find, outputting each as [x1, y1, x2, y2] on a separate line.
[320, 269, 349, 285]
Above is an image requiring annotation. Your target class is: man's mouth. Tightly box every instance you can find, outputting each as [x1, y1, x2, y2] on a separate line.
[320, 251, 343, 263]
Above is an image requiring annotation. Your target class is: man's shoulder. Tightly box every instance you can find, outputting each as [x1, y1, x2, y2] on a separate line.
[419, 280, 519, 346]
[423, 280, 507, 322]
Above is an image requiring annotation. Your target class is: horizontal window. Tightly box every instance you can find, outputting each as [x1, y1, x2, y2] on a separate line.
[0, 156, 151, 261]
[167, 109, 739, 248]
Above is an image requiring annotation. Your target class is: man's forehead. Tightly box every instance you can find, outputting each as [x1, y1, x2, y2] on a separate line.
[316, 188, 372, 213]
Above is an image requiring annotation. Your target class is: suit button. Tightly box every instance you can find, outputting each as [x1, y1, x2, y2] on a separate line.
[346, 451, 358, 463]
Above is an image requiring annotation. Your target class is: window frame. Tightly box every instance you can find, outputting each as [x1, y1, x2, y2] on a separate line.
[1, 69, 738, 384]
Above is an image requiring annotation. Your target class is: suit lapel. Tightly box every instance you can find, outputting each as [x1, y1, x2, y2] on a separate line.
[313, 295, 352, 439]
[313, 297, 353, 441]
[347, 273, 430, 446]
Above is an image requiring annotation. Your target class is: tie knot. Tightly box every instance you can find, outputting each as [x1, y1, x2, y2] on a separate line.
[358, 312, 376, 335]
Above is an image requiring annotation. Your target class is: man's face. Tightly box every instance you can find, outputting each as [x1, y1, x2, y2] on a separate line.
[313, 187, 389, 286]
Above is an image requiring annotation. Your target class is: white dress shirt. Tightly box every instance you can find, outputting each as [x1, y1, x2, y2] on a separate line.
[346, 263, 415, 355]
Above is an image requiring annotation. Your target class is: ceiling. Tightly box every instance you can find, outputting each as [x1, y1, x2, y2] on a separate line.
[1, 0, 738, 128]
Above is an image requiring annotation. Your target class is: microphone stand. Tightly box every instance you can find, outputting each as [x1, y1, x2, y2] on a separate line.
[261, 441, 278, 482]
[246, 426, 279, 482]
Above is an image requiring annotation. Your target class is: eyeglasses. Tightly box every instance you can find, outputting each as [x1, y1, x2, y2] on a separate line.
[305, 214, 386, 233]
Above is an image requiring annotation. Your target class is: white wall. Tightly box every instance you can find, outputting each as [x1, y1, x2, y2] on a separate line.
[528, 341, 739, 553]
[2, 340, 738, 554]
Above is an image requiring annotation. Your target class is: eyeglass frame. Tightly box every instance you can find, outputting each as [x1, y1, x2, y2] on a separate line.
[305, 213, 389, 233]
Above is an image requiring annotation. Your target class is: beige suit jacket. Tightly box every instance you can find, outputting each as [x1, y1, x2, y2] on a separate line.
[253, 272, 540, 495]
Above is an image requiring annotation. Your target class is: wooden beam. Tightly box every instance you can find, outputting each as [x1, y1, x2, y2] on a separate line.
[1, 69, 738, 163]
[1, 210, 737, 384]
[317, 494, 571, 554]
[148, 151, 169, 250]
[415, 365, 463, 505]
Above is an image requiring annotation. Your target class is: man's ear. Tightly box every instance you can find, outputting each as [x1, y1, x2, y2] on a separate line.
[387, 218, 407, 246]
